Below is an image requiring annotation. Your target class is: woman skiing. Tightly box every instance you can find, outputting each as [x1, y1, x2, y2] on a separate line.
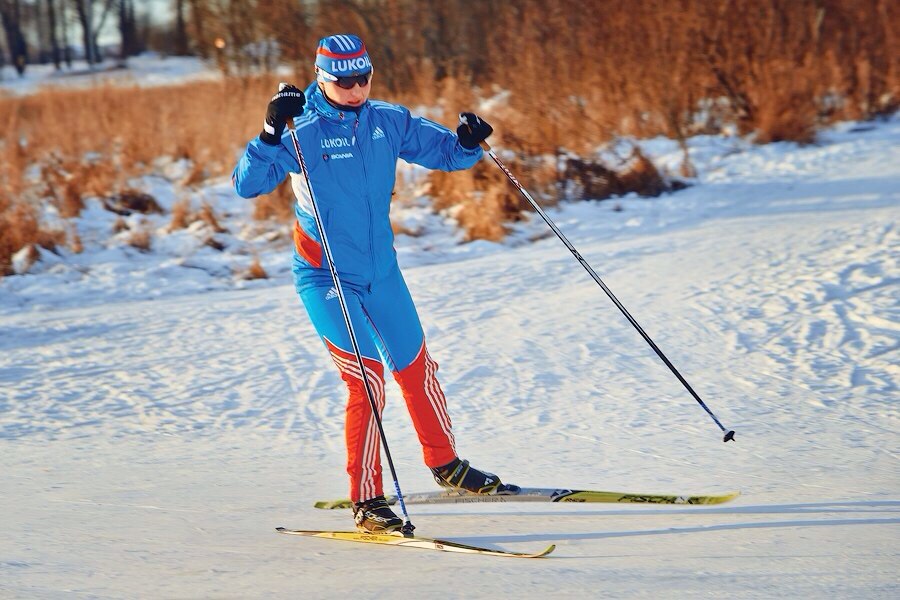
[232, 34, 514, 533]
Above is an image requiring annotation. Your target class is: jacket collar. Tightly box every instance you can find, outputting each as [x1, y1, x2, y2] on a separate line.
[304, 81, 367, 125]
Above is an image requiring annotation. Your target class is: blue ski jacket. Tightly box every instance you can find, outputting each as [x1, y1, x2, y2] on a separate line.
[232, 82, 483, 288]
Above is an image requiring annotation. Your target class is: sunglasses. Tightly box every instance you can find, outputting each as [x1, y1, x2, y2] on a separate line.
[335, 73, 371, 89]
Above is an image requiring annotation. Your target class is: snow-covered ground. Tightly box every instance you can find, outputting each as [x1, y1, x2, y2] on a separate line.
[2, 111, 898, 597]
[0, 54, 221, 96]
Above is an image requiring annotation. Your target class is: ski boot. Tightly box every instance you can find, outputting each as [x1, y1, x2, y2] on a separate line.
[430, 458, 519, 495]
[352, 496, 403, 533]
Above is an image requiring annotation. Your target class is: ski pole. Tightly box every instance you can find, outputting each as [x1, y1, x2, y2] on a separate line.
[480, 141, 735, 443]
[284, 102, 417, 533]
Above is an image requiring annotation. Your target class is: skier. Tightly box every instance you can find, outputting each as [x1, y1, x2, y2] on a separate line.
[232, 34, 515, 533]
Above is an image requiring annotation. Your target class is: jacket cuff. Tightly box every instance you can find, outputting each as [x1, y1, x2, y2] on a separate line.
[259, 130, 282, 146]
[459, 143, 484, 160]
[251, 134, 286, 157]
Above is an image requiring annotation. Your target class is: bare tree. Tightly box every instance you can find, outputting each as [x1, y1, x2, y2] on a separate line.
[60, 0, 71, 66]
[173, 0, 188, 55]
[0, 0, 28, 74]
[118, 0, 139, 59]
[46, 0, 62, 69]
[70, 0, 115, 65]
[186, 0, 209, 59]
[70, 0, 95, 63]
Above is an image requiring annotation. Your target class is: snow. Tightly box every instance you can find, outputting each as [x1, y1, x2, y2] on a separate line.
[0, 54, 222, 96]
[2, 103, 899, 596]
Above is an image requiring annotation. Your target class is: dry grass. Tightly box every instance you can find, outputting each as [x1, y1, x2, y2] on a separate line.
[0, 76, 277, 218]
[428, 146, 677, 239]
[1, 1, 896, 271]
[197, 202, 228, 233]
[112, 217, 129, 234]
[0, 197, 65, 275]
[241, 256, 269, 280]
[104, 190, 164, 216]
[453, 186, 516, 242]
[204, 236, 226, 252]
[428, 159, 537, 241]
[69, 227, 84, 254]
[39, 157, 87, 218]
[386, 0, 896, 152]
[167, 197, 230, 233]
[15, 244, 41, 274]
[253, 180, 296, 221]
[127, 226, 153, 252]
[616, 149, 670, 198]
[169, 197, 193, 231]
[0, 72, 260, 271]
[390, 220, 423, 238]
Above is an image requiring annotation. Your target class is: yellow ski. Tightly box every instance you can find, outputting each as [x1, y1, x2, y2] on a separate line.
[276, 528, 555, 558]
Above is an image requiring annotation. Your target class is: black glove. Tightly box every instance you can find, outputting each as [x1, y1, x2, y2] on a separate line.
[456, 112, 493, 150]
[260, 83, 306, 145]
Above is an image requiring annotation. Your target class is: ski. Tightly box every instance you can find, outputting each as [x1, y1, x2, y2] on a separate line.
[314, 488, 740, 509]
[275, 528, 555, 558]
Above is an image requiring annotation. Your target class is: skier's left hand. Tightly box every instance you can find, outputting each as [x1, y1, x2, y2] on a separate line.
[457, 113, 493, 149]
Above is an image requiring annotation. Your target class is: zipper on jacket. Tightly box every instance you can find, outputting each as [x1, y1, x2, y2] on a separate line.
[353, 117, 376, 284]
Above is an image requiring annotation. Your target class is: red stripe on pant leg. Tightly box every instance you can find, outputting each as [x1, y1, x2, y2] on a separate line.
[325, 338, 385, 503]
[393, 341, 457, 468]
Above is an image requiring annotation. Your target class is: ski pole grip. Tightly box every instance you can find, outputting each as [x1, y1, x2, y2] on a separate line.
[463, 120, 492, 152]
[285, 117, 295, 131]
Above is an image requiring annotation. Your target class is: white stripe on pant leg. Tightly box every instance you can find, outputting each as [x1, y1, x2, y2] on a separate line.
[362, 375, 385, 500]
[330, 355, 386, 408]
[360, 371, 384, 501]
[331, 354, 382, 383]
[363, 374, 383, 499]
[405, 342, 455, 449]
[424, 364, 453, 438]
[423, 349, 455, 448]
[359, 417, 373, 500]
[361, 416, 378, 500]
[331, 355, 372, 500]
[423, 351, 451, 430]
[329, 350, 387, 500]
[357, 370, 384, 501]
[354, 376, 382, 501]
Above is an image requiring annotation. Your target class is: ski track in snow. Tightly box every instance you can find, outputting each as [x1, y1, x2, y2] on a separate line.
[1, 119, 899, 597]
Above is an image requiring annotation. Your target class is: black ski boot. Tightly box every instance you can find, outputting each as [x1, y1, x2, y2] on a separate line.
[430, 458, 519, 495]
[352, 496, 403, 533]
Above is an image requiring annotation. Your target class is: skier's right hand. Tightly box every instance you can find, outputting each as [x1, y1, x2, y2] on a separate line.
[260, 83, 306, 146]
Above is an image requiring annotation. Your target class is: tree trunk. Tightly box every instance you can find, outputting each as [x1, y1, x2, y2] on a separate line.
[0, 0, 29, 75]
[47, 0, 62, 69]
[35, 0, 47, 63]
[187, 0, 209, 59]
[118, 0, 139, 59]
[91, 0, 116, 60]
[72, 0, 96, 64]
[174, 0, 188, 55]
[60, 0, 71, 66]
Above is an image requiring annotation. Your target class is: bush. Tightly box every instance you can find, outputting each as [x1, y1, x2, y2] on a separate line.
[0, 197, 65, 276]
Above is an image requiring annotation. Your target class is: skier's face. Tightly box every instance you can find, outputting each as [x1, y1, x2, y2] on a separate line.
[321, 72, 372, 108]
